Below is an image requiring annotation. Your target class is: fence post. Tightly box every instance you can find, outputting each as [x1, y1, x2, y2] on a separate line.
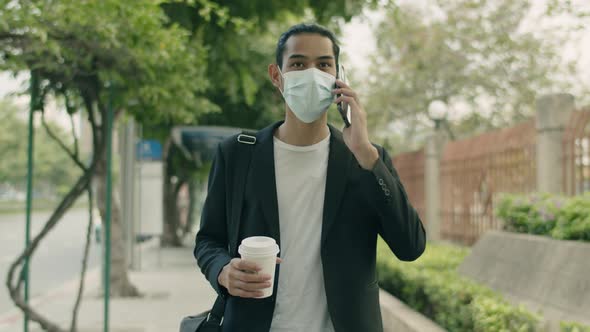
[536, 93, 575, 194]
[425, 131, 444, 241]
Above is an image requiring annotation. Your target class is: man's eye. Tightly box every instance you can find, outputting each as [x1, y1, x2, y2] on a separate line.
[319, 63, 332, 68]
[291, 62, 304, 68]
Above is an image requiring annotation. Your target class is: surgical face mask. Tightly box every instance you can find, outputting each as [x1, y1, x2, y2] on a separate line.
[278, 67, 336, 123]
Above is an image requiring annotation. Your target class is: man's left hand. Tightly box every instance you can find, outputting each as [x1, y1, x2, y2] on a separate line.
[333, 80, 379, 170]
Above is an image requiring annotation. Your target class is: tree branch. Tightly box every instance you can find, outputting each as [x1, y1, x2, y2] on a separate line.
[68, 112, 80, 159]
[81, 90, 100, 149]
[41, 112, 88, 172]
[64, 92, 80, 159]
[70, 185, 94, 331]
[6, 102, 107, 332]
[6, 167, 95, 332]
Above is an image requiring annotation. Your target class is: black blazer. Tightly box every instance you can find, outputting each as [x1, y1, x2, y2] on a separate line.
[194, 121, 426, 332]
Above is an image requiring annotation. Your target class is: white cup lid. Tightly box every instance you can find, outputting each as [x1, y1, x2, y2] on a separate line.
[238, 236, 280, 256]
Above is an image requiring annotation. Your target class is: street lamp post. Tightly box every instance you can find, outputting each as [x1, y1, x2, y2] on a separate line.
[428, 100, 448, 130]
[425, 100, 448, 242]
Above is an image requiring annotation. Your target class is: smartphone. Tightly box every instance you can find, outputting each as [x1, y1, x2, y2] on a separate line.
[336, 64, 351, 127]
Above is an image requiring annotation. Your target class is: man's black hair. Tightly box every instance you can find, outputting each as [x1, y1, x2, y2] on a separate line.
[275, 23, 340, 71]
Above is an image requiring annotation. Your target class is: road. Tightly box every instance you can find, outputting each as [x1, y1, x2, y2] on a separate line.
[0, 208, 101, 314]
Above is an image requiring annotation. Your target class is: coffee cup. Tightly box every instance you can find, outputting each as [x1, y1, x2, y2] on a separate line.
[238, 236, 280, 298]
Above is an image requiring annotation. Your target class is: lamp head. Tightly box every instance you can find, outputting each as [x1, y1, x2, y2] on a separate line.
[428, 100, 448, 120]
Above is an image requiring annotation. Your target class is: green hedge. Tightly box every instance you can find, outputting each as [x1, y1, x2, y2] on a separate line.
[377, 240, 540, 331]
[561, 321, 590, 332]
[496, 193, 590, 242]
[377, 240, 590, 331]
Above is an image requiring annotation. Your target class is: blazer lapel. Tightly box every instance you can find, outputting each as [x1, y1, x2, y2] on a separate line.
[321, 125, 353, 247]
[250, 122, 283, 247]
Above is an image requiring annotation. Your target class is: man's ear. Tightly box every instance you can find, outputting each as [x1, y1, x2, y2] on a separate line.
[268, 64, 282, 91]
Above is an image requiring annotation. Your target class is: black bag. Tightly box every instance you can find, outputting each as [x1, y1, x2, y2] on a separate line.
[179, 131, 257, 332]
[179, 296, 224, 332]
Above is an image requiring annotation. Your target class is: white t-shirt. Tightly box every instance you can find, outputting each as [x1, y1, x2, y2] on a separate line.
[269, 134, 335, 332]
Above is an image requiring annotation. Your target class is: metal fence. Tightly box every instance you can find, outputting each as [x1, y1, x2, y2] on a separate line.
[563, 107, 590, 196]
[439, 121, 537, 245]
[393, 107, 590, 245]
[393, 149, 426, 226]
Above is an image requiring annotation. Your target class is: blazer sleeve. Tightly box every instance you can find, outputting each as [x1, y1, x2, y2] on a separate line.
[359, 145, 426, 261]
[194, 143, 232, 297]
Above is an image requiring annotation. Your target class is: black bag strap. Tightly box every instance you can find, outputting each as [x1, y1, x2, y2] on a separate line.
[205, 130, 257, 327]
[229, 130, 257, 254]
[204, 296, 225, 329]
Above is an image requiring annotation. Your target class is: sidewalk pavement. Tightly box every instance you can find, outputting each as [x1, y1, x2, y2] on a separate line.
[0, 238, 216, 332]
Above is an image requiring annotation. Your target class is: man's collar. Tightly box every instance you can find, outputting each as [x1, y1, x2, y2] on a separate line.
[256, 120, 345, 147]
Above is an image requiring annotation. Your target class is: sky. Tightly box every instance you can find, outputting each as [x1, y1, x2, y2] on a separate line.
[0, 72, 26, 103]
[1, 0, 589, 129]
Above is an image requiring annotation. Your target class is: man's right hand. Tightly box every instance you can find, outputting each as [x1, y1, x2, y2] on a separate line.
[217, 258, 273, 298]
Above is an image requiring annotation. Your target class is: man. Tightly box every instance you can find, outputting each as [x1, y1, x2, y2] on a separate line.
[195, 23, 426, 332]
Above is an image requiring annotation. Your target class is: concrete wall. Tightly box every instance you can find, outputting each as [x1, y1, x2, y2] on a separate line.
[458, 231, 590, 328]
[379, 289, 446, 332]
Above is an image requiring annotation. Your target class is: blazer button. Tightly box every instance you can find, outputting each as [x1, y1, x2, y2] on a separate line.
[378, 179, 385, 186]
[384, 189, 390, 196]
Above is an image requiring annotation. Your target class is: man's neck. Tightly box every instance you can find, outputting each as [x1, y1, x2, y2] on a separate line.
[275, 111, 330, 146]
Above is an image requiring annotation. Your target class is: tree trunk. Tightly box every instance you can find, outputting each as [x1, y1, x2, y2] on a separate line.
[94, 148, 140, 297]
[161, 139, 183, 247]
[183, 178, 198, 235]
[161, 176, 184, 247]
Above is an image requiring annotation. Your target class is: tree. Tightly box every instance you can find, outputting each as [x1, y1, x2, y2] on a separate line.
[364, 0, 575, 150]
[1, 1, 214, 330]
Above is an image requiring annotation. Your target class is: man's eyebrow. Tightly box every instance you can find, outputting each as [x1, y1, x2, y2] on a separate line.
[287, 54, 335, 60]
[316, 55, 335, 61]
[288, 54, 308, 60]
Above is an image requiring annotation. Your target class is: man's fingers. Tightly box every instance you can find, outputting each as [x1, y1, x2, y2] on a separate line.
[334, 96, 361, 116]
[276, 257, 283, 264]
[233, 270, 271, 282]
[232, 258, 261, 272]
[234, 280, 272, 291]
[332, 87, 357, 100]
[335, 79, 351, 90]
[333, 95, 355, 105]
[335, 96, 366, 127]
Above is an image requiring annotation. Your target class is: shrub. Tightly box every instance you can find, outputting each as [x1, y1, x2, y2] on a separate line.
[561, 321, 590, 332]
[496, 193, 565, 235]
[496, 192, 590, 242]
[471, 296, 539, 332]
[377, 240, 541, 332]
[551, 194, 590, 241]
